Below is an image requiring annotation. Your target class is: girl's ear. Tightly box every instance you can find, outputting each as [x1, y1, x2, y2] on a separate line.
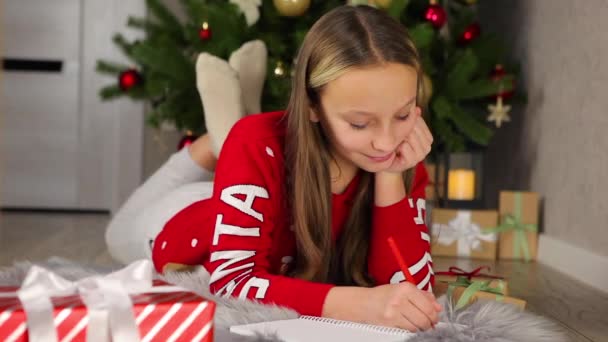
[410, 105, 422, 119]
[309, 108, 320, 123]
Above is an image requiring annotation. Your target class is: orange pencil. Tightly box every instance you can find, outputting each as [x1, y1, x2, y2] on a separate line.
[387, 236, 436, 330]
[387, 236, 416, 283]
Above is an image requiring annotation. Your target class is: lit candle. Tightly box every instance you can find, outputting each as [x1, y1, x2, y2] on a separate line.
[448, 169, 475, 200]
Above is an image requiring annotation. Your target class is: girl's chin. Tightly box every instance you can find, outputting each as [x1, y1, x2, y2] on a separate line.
[353, 161, 393, 173]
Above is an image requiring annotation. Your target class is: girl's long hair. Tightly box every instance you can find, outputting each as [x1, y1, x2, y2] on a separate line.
[284, 5, 423, 286]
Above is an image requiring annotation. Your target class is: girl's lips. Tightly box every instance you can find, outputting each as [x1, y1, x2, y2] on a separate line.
[366, 152, 394, 162]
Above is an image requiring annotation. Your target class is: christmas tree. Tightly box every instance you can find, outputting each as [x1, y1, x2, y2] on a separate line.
[97, 0, 523, 153]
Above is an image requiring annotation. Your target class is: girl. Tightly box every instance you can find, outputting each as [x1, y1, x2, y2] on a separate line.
[106, 5, 440, 332]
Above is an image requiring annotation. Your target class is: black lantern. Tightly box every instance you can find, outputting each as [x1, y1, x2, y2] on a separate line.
[439, 151, 485, 209]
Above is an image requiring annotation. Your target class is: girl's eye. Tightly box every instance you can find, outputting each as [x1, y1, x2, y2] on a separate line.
[397, 113, 410, 121]
[350, 123, 368, 130]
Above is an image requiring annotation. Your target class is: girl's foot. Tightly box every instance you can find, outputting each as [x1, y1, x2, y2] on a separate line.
[229, 40, 268, 115]
[196, 53, 245, 157]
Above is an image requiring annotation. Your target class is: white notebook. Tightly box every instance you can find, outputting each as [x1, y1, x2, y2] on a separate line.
[230, 316, 454, 341]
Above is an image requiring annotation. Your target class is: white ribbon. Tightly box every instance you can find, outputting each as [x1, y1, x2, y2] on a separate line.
[432, 211, 497, 256]
[0, 260, 184, 342]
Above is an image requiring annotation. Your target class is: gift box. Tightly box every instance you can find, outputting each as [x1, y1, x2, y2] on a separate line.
[435, 266, 509, 296]
[494, 191, 539, 261]
[0, 260, 215, 342]
[431, 209, 499, 260]
[434, 276, 525, 311]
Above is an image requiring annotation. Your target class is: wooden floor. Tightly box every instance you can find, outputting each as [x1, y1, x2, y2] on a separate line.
[0, 211, 607, 341]
[433, 258, 608, 342]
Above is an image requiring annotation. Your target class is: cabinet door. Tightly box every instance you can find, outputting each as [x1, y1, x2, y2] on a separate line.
[1, 0, 82, 208]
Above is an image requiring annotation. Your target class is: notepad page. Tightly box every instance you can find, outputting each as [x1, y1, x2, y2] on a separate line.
[230, 317, 415, 342]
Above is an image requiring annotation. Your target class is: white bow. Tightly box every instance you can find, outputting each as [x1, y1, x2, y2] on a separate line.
[0, 260, 183, 342]
[433, 211, 497, 256]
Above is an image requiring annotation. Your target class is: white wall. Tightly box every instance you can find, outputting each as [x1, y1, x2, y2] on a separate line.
[480, 0, 608, 258]
[81, 0, 146, 211]
[1, 0, 146, 211]
[142, 0, 188, 179]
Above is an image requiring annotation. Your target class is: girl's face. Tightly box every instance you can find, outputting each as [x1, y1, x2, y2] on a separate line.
[314, 63, 421, 175]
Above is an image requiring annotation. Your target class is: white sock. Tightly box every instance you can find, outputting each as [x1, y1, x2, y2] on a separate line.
[196, 53, 245, 157]
[229, 40, 267, 115]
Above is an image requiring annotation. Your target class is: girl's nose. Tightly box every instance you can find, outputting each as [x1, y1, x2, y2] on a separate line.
[371, 129, 397, 153]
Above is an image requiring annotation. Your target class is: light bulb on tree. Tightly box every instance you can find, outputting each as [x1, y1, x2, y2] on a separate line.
[199, 22, 212, 41]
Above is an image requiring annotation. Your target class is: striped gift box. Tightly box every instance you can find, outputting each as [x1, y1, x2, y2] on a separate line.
[0, 280, 215, 342]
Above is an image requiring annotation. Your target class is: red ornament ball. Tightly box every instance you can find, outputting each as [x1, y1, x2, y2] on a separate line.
[177, 133, 199, 150]
[490, 64, 515, 100]
[459, 23, 481, 44]
[118, 69, 142, 91]
[199, 22, 212, 41]
[424, 4, 447, 29]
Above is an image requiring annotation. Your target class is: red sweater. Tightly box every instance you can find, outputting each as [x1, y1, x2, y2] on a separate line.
[152, 111, 434, 316]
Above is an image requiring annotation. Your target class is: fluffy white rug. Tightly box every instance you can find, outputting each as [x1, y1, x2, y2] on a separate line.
[0, 257, 568, 341]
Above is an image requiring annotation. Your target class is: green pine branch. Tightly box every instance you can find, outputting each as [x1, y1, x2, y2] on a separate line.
[446, 49, 479, 96]
[449, 103, 493, 146]
[100, 85, 123, 99]
[432, 96, 493, 147]
[409, 23, 435, 51]
[96, 61, 130, 75]
[95, 0, 525, 151]
[111, 34, 139, 63]
[456, 75, 515, 100]
[387, 0, 410, 19]
[130, 41, 193, 84]
[146, 0, 183, 35]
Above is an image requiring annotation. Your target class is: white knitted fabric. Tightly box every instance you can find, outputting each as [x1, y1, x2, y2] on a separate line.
[105, 147, 214, 264]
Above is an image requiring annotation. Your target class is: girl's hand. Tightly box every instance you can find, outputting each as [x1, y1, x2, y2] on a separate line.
[384, 116, 433, 174]
[364, 282, 441, 332]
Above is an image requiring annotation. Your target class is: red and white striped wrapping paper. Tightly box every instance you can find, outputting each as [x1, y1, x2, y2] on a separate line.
[0, 281, 215, 342]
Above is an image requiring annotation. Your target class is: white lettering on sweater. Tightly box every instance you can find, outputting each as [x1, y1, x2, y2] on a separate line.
[209, 250, 256, 284]
[210, 184, 271, 300]
[220, 185, 269, 221]
[213, 214, 260, 245]
[408, 198, 426, 225]
[215, 271, 252, 297]
[240, 277, 270, 299]
[390, 251, 434, 291]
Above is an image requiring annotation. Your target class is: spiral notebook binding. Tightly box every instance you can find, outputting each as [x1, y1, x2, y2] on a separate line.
[299, 316, 412, 336]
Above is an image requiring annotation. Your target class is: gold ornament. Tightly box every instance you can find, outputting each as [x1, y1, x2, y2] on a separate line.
[419, 73, 433, 107]
[273, 0, 311, 17]
[274, 61, 286, 77]
[371, 0, 392, 8]
[487, 96, 511, 128]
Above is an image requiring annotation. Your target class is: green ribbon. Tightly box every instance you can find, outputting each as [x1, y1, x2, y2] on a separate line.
[447, 276, 506, 310]
[487, 193, 538, 261]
